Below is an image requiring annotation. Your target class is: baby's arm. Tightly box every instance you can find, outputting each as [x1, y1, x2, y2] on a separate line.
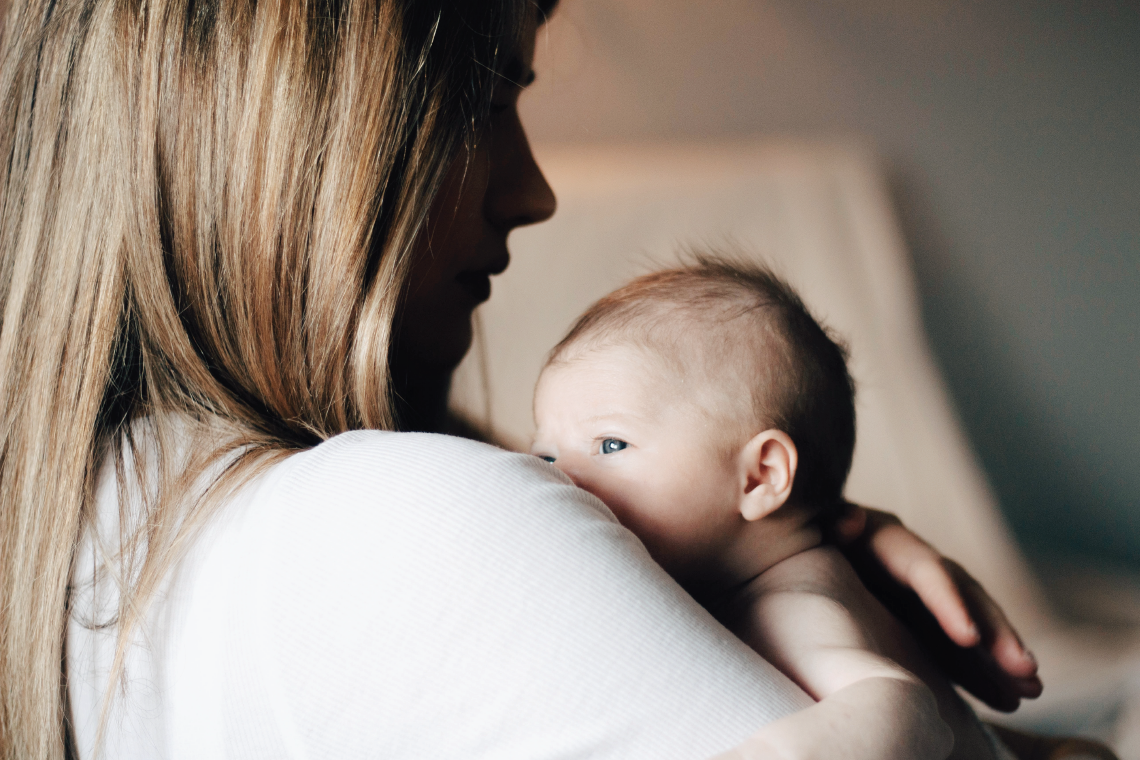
[718, 546, 955, 760]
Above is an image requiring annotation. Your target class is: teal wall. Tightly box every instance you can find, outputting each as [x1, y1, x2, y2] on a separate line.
[522, 0, 1139, 569]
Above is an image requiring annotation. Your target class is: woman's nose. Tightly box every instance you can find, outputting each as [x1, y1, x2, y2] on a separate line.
[485, 112, 557, 232]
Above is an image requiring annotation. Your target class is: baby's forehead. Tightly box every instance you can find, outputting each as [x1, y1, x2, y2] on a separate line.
[542, 341, 673, 390]
[543, 333, 759, 413]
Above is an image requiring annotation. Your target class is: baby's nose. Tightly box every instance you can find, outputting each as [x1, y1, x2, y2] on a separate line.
[548, 457, 582, 486]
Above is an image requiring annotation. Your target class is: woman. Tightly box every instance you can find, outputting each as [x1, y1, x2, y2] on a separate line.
[0, 0, 1039, 757]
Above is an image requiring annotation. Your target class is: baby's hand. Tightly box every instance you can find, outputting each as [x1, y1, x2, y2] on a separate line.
[709, 678, 953, 760]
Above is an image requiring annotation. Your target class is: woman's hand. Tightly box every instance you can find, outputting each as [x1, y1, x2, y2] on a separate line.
[830, 504, 1043, 712]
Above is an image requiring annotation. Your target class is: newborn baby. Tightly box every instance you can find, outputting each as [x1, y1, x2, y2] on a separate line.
[532, 258, 1004, 760]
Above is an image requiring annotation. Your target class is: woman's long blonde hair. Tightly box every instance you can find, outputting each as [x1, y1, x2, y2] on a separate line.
[0, 0, 544, 755]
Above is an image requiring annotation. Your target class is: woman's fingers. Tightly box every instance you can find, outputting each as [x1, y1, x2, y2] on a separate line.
[911, 555, 1041, 699]
[947, 560, 1042, 693]
[836, 506, 981, 646]
[829, 502, 869, 544]
[840, 506, 1043, 710]
[869, 523, 981, 647]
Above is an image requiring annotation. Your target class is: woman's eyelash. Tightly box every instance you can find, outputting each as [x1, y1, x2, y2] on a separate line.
[599, 439, 628, 455]
[538, 455, 556, 463]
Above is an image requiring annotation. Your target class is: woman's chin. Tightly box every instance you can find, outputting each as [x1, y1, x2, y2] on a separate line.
[434, 322, 475, 373]
[395, 314, 474, 379]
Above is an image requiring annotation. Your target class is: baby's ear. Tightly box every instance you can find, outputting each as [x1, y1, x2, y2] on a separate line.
[737, 430, 797, 522]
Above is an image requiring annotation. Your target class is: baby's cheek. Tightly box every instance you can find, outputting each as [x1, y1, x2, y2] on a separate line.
[606, 486, 687, 543]
[578, 477, 637, 518]
[573, 474, 651, 526]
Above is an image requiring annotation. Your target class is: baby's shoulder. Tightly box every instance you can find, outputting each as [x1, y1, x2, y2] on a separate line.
[746, 545, 897, 651]
[752, 545, 868, 604]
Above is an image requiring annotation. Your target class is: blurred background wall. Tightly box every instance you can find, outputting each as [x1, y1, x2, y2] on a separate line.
[520, 0, 1139, 575]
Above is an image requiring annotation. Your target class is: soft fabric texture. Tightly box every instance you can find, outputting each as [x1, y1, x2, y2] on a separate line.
[68, 430, 812, 759]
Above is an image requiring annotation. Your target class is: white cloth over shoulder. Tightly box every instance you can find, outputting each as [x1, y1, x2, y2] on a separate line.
[68, 431, 811, 759]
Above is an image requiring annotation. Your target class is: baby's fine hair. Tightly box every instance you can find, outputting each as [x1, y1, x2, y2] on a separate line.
[548, 253, 856, 511]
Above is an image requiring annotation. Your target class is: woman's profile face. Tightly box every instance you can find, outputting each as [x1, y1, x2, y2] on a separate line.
[396, 8, 556, 378]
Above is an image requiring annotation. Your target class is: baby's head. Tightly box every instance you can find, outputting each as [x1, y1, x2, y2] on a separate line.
[532, 256, 855, 585]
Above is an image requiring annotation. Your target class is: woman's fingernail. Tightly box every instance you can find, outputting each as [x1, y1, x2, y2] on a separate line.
[1024, 649, 1037, 667]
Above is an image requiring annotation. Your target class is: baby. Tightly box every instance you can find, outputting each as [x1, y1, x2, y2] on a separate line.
[531, 257, 1003, 760]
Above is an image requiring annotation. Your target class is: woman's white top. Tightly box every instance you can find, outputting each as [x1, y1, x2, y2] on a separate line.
[68, 431, 811, 759]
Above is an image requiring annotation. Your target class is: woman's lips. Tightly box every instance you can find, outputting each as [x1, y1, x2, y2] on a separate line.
[455, 254, 508, 304]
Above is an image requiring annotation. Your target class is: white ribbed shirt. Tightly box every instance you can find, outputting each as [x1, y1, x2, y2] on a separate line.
[68, 431, 811, 759]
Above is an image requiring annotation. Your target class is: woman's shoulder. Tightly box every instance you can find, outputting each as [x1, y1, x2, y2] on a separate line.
[276, 430, 590, 506]
[247, 430, 619, 542]
[151, 432, 805, 760]
[293, 429, 551, 479]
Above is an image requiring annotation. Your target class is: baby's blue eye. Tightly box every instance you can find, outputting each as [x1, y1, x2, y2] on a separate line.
[539, 455, 556, 463]
[599, 438, 628, 455]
